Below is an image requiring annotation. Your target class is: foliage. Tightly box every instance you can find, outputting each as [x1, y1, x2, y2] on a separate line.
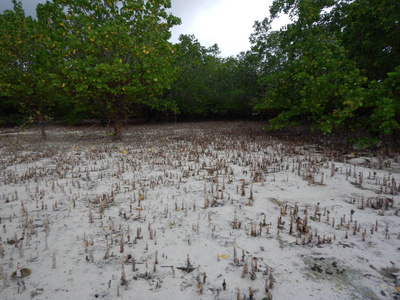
[338, 0, 400, 81]
[250, 0, 400, 140]
[0, 96, 28, 125]
[35, 0, 181, 138]
[0, 0, 398, 143]
[215, 53, 260, 118]
[367, 67, 400, 135]
[168, 34, 217, 118]
[169, 34, 259, 119]
[0, 0, 61, 138]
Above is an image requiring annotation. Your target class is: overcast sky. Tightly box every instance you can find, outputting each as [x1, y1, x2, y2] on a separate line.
[0, 0, 287, 57]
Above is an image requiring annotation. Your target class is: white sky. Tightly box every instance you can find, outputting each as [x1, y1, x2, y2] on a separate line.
[169, 0, 288, 57]
[0, 0, 289, 57]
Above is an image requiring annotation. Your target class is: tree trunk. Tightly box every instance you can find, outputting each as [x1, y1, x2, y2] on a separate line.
[113, 119, 122, 140]
[111, 108, 124, 140]
[38, 114, 47, 140]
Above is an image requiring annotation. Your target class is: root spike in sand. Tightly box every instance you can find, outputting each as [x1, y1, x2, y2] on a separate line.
[0, 122, 399, 299]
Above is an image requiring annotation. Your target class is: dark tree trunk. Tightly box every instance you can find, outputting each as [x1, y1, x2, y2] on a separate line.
[111, 113, 123, 140]
[38, 114, 47, 140]
[113, 121, 122, 140]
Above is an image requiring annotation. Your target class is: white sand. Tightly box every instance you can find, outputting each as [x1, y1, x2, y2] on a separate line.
[0, 122, 399, 300]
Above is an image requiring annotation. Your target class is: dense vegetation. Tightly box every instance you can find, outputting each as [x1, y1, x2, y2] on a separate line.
[1, 0, 399, 142]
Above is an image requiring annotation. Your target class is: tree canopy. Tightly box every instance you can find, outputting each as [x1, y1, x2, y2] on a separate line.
[42, 0, 181, 138]
[0, 0, 62, 138]
[1, 0, 181, 138]
[0, 0, 399, 144]
[251, 0, 400, 142]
